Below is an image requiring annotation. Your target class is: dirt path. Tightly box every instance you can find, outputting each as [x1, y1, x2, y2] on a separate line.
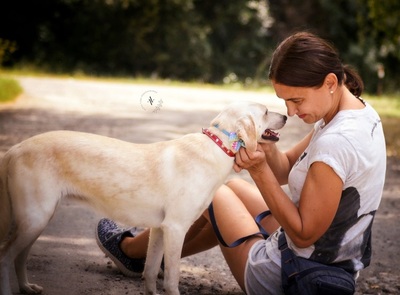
[1, 77, 399, 294]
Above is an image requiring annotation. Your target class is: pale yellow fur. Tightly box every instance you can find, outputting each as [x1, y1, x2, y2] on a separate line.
[0, 101, 286, 295]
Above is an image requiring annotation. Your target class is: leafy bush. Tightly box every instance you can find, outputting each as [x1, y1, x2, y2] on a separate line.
[0, 77, 22, 103]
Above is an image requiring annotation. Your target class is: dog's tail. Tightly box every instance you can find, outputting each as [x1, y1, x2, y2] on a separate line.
[0, 152, 14, 257]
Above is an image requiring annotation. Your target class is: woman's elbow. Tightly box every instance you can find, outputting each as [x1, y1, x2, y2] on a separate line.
[289, 234, 317, 248]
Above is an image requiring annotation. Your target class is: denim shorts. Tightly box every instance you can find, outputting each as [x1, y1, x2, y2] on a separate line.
[244, 234, 284, 295]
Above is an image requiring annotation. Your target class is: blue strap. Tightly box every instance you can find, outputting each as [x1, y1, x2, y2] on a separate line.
[278, 231, 299, 278]
[213, 124, 245, 151]
[208, 202, 271, 248]
[255, 210, 272, 238]
[213, 124, 231, 137]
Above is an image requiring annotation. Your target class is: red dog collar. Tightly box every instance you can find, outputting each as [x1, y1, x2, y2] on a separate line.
[202, 128, 236, 157]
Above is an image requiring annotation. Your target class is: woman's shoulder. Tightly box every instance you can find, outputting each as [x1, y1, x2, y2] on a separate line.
[312, 103, 385, 159]
[321, 103, 380, 135]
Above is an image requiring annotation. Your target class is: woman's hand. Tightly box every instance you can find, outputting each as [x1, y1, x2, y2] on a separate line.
[233, 144, 268, 175]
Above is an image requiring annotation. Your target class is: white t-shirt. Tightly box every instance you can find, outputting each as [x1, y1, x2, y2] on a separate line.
[266, 102, 386, 273]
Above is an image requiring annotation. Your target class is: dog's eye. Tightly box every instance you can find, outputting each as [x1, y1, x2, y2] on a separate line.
[265, 109, 268, 115]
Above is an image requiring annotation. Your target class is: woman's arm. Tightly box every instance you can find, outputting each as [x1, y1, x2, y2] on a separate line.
[235, 143, 343, 248]
[252, 130, 314, 185]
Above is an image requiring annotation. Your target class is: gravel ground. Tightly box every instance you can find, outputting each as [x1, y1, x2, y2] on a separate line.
[0, 76, 399, 294]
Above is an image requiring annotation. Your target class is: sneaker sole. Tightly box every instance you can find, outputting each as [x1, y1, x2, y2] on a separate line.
[95, 227, 142, 278]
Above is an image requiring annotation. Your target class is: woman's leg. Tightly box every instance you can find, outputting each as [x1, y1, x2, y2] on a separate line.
[203, 184, 264, 290]
[121, 215, 218, 259]
[119, 179, 281, 291]
[121, 179, 269, 259]
[226, 178, 281, 234]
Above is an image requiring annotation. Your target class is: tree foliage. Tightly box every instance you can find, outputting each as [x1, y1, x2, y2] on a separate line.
[0, 0, 399, 92]
[356, 0, 400, 92]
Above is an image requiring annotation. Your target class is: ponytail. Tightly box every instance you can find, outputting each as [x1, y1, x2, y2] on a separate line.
[343, 65, 364, 98]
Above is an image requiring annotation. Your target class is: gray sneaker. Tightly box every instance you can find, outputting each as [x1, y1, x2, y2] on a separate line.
[95, 218, 145, 277]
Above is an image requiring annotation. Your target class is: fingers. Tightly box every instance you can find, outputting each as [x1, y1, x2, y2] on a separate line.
[233, 148, 249, 172]
[233, 157, 243, 173]
[233, 161, 242, 173]
[234, 144, 264, 173]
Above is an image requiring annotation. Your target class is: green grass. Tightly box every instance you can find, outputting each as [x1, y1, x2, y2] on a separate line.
[0, 76, 22, 103]
[0, 69, 399, 116]
[0, 70, 399, 156]
[364, 94, 400, 118]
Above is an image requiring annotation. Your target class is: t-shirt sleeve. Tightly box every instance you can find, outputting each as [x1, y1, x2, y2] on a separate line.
[306, 133, 358, 184]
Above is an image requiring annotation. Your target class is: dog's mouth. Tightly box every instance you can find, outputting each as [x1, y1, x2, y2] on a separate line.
[262, 129, 280, 141]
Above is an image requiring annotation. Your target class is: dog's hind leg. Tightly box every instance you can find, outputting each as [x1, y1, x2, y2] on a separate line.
[7, 168, 60, 294]
[143, 227, 164, 295]
[1, 233, 43, 295]
[11, 208, 58, 295]
[15, 242, 43, 294]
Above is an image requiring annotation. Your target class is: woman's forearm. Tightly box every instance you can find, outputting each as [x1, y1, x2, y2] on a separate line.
[262, 143, 291, 185]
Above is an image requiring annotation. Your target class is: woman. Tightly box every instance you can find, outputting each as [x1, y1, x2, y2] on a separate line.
[96, 32, 386, 294]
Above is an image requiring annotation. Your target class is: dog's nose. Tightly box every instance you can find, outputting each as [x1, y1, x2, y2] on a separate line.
[283, 115, 288, 122]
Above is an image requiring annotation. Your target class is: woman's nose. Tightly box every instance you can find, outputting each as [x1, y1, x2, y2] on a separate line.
[286, 103, 297, 117]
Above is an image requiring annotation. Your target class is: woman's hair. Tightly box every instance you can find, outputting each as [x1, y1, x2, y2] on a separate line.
[268, 32, 364, 97]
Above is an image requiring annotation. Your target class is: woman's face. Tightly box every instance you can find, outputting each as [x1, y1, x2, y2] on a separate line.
[272, 81, 333, 124]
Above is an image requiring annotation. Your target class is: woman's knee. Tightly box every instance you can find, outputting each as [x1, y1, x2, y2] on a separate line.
[226, 178, 249, 191]
[226, 179, 250, 199]
[226, 178, 259, 198]
[225, 179, 267, 212]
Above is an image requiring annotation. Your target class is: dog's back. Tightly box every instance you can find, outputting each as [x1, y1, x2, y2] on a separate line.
[0, 130, 231, 234]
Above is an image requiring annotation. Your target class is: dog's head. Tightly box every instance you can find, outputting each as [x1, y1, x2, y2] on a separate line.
[210, 102, 287, 153]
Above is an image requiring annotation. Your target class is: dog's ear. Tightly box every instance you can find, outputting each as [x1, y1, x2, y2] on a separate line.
[210, 115, 221, 128]
[236, 115, 258, 152]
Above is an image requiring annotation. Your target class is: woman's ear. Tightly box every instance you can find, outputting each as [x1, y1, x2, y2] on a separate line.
[325, 73, 338, 93]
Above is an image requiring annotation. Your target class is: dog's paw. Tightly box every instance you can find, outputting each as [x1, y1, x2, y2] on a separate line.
[19, 283, 43, 294]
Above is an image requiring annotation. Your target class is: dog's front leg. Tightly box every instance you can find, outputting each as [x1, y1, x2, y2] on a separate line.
[162, 224, 186, 295]
[143, 227, 164, 295]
